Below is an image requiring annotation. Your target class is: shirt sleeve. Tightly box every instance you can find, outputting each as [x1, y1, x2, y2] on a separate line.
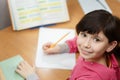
[26, 73, 39, 80]
[65, 36, 78, 53]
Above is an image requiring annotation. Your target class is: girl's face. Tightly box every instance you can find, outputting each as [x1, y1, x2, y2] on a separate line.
[77, 31, 113, 62]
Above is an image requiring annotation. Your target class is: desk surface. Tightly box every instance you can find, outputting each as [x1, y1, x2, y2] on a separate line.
[0, 0, 120, 80]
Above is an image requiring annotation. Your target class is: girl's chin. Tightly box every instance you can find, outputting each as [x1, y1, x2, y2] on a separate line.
[80, 53, 92, 60]
[80, 52, 90, 57]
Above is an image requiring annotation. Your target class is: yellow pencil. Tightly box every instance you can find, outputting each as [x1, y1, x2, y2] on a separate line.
[50, 32, 70, 48]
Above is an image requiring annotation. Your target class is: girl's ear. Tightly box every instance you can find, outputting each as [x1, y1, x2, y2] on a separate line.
[106, 41, 118, 52]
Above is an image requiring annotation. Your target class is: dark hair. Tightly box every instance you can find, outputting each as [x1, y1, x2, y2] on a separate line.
[76, 10, 120, 57]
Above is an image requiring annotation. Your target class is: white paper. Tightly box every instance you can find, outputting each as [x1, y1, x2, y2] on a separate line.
[35, 28, 76, 70]
[78, 0, 112, 14]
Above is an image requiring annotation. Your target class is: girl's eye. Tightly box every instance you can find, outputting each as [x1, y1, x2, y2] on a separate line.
[80, 32, 87, 37]
[93, 38, 101, 42]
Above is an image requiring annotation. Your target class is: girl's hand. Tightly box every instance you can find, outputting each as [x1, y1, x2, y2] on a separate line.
[16, 61, 35, 78]
[0, 68, 5, 80]
[42, 42, 61, 54]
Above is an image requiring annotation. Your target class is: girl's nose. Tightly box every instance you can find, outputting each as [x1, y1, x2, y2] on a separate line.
[83, 38, 91, 48]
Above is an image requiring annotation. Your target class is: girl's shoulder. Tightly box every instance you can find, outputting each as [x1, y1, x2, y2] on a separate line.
[110, 54, 120, 80]
[110, 54, 120, 67]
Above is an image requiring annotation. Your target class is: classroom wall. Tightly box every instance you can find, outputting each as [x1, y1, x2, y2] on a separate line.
[0, 0, 11, 30]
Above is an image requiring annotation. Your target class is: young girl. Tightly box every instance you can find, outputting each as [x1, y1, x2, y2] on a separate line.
[16, 10, 120, 80]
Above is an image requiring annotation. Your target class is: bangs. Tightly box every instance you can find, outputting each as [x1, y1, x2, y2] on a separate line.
[76, 17, 103, 35]
[76, 23, 102, 34]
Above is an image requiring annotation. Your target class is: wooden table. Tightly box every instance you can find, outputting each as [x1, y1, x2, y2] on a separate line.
[0, 0, 120, 80]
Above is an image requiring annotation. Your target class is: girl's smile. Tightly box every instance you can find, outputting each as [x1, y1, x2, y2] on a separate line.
[80, 48, 93, 55]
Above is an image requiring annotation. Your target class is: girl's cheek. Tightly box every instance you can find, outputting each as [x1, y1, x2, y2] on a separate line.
[77, 38, 82, 47]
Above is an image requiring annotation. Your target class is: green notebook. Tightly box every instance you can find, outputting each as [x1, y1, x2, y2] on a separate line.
[0, 55, 24, 80]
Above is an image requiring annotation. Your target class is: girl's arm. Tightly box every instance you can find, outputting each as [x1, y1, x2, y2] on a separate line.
[42, 36, 78, 54]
